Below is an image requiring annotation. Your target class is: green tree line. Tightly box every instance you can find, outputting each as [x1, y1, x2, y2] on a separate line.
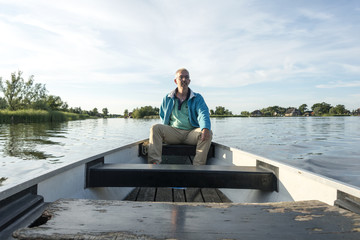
[126, 102, 358, 119]
[0, 71, 113, 122]
[210, 106, 233, 116]
[130, 106, 160, 119]
[226, 102, 355, 117]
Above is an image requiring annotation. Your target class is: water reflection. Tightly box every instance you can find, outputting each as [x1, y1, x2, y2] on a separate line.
[0, 122, 66, 160]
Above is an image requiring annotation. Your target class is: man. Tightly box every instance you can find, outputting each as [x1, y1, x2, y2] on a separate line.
[148, 68, 212, 165]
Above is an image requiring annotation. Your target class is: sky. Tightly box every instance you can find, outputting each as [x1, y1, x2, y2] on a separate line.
[0, 0, 359, 114]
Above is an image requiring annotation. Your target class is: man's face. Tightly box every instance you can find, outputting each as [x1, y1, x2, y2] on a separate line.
[175, 70, 190, 89]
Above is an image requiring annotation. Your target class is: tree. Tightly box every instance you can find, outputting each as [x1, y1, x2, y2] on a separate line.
[213, 106, 232, 115]
[329, 107, 336, 115]
[102, 108, 109, 116]
[214, 106, 225, 115]
[311, 102, 332, 115]
[0, 97, 7, 109]
[91, 108, 99, 116]
[262, 111, 272, 117]
[45, 95, 64, 111]
[61, 102, 69, 112]
[70, 107, 82, 114]
[241, 111, 250, 116]
[313, 106, 322, 116]
[260, 106, 286, 116]
[0, 71, 25, 110]
[330, 104, 347, 115]
[299, 104, 307, 114]
[124, 109, 129, 118]
[21, 77, 47, 109]
[0, 71, 47, 110]
[132, 106, 159, 118]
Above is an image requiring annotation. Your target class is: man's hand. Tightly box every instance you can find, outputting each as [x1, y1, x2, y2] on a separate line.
[201, 128, 211, 142]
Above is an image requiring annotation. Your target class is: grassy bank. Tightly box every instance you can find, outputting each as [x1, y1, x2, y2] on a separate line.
[0, 109, 89, 123]
[143, 115, 160, 119]
[210, 115, 249, 118]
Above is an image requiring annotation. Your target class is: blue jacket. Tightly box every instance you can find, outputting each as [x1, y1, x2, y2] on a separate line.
[160, 88, 211, 130]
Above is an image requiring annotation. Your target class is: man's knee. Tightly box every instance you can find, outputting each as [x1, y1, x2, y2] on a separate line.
[150, 123, 163, 134]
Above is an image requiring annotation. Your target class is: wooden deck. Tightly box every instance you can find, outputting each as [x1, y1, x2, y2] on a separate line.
[123, 187, 232, 203]
[13, 199, 360, 240]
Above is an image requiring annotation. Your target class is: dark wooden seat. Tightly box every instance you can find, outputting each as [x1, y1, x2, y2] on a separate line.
[138, 142, 215, 158]
[162, 144, 215, 157]
[86, 163, 278, 191]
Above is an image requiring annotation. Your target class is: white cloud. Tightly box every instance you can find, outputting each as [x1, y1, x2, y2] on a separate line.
[316, 81, 360, 89]
[341, 64, 360, 73]
[299, 8, 333, 20]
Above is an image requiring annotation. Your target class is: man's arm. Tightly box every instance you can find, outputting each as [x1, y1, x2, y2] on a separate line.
[196, 94, 211, 130]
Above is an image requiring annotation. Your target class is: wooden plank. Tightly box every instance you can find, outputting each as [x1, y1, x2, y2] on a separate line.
[13, 199, 360, 240]
[155, 188, 173, 202]
[136, 188, 156, 202]
[185, 188, 203, 202]
[201, 188, 222, 203]
[123, 188, 227, 203]
[123, 187, 140, 201]
[88, 164, 277, 191]
[215, 189, 232, 203]
[173, 188, 186, 202]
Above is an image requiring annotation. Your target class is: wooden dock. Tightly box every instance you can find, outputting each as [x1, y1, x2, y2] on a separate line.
[13, 199, 360, 240]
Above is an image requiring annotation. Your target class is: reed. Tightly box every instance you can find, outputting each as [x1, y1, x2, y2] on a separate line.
[0, 110, 89, 123]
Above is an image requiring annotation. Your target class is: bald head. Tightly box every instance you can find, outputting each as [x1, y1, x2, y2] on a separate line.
[175, 68, 189, 76]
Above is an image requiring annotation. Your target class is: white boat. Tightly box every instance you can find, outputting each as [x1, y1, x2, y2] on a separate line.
[1, 139, 360, 239]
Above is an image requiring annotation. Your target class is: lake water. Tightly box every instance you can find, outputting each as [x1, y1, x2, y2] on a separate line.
[1, 117, 359, 188]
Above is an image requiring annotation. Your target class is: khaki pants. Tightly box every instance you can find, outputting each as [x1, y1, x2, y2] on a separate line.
[148, 124, 212, 165]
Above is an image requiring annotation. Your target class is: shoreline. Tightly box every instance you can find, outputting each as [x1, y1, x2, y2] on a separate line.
[0, 109, 89, 123]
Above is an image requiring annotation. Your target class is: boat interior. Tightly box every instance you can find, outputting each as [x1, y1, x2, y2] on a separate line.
[1, 140, 360, 239]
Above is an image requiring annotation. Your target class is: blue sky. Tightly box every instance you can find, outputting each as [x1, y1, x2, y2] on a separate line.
[0, 0, 359, 114]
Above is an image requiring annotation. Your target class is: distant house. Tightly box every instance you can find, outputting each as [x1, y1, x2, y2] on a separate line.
[273, 111, 284, 117]
[354, 108, 360, 116]
[303, 111, 314, 117]
[251, 110, 263, 117]
[285, 108, 302, 117]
